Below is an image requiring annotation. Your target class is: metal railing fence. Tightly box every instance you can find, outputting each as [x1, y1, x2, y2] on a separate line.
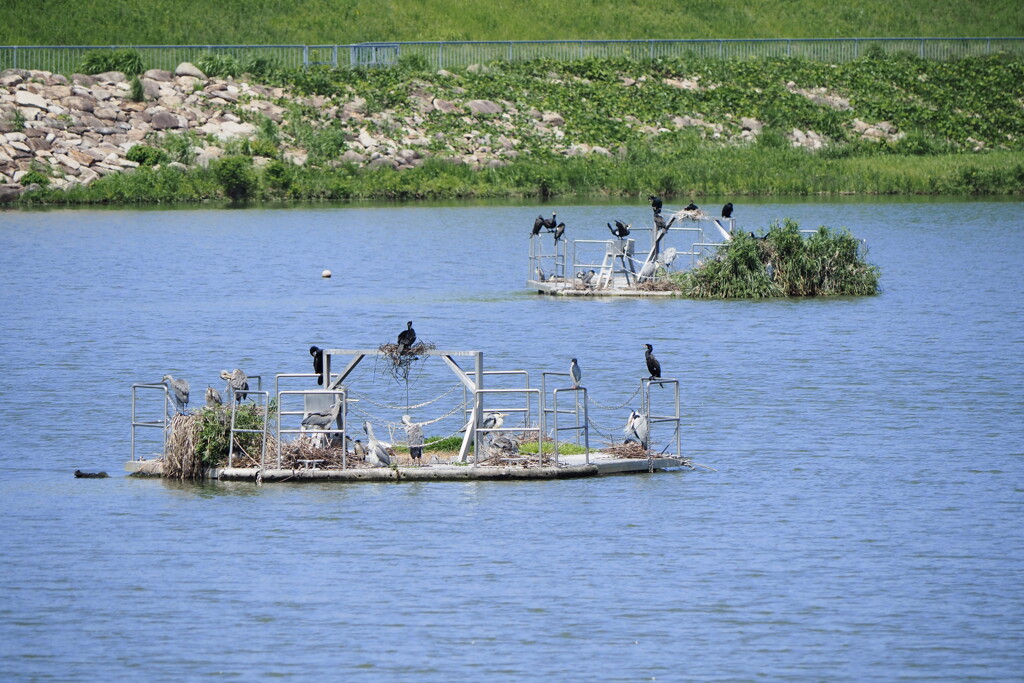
[2, 38, 1022, 75]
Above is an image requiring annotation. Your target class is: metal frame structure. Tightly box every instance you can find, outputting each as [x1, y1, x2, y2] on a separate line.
[130, 382, 170, 461]
[227, 389, 270, 468]
[639, 378, 682, 458]
[276, 388, 348, 469]
[540, 371, 590, 465]
[5, 38, 1022, 74]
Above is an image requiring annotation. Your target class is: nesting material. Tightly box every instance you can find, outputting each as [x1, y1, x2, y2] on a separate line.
[602, 441, 655, 459]
[376, 340, 437, 382]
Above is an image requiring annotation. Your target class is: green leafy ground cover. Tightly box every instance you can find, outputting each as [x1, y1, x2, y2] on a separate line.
[2, 0, 1020, 44]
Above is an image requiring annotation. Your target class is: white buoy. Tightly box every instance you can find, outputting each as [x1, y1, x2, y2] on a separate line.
[321, 269, 332, 278]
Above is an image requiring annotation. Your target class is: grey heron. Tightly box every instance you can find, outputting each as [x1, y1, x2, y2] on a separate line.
[570, 358, 582, 388]
[397, 321, 416, 353]
[581, 269, 596, 286]
[362, 420, 391, 467]
[310, 345, 324, 385]
[220, 369, 249, 403]
[162, 374, 190, 414]
[205, 385, 223, 408]
[489, 434, 520, 458]
[535, 267, 547, 282]
[401, 414, 425, 465]
[480, 412, 507, 431]
[645, 344, 662, 380]
[722, 202, 733, 218]
[624, 409, 650, 449]
[657, 247, 678, 269]
[302, 398, 341, 431]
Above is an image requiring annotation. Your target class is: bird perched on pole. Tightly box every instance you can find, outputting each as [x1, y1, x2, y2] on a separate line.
[722, 202, 734, 218]
[309, 345, 324, 385]
[645, 343, 662, 380]
[397, 321, 416, 354]
[402, 415, 425, 465]
[531, 212, 557, 236]
[648, 195, 663, 214]
[570, 358, 582, 388]
[205, 385, 223, 408]
[220, 369, 249, 403]
[162, 374, 190, 414]
[553, 222, 565, 243]
[607, 220, 631, 238]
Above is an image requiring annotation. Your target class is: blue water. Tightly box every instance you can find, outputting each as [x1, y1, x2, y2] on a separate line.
[0, 199, 1022, 680]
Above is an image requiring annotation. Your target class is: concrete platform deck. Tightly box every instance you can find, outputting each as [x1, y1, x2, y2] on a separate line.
[126, 452, 689, 482]
[527, 279, 680, 297]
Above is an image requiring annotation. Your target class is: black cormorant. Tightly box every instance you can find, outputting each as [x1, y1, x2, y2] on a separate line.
[309, 345, 324, 385]
[532, 212, 557, 236]
[607, 220, 631, 238]
[645, 343, 661, 380]
[553, 222, 565, 242]
[648, 195, 663, 213]
[684, 202, 699, 211]
[397, 321, 416, 353]
[722, 202, 733, 218]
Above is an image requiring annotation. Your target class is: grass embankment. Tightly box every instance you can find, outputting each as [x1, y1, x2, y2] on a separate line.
[12, 52, 1024, 204]
[2, 0, 1021, 44]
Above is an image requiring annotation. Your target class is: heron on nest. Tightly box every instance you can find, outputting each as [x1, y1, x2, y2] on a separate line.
[162, 374, 190, 414]
[205, 385, 223, 408]
[624, 409, 650, 449]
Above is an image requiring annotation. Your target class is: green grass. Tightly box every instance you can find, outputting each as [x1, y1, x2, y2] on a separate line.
[1, 0, 1021, 45]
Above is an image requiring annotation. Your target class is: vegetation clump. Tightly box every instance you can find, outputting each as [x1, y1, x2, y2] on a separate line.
[164, 404, 273, 479]
[673, 219, 880, 298]
[79, 48, 145, 75]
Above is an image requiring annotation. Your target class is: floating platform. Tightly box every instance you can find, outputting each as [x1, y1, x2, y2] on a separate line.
[126, 452, 690, 482]
[527, 279, 681, 297]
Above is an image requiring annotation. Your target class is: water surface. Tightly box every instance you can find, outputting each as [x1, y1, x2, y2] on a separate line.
[0, 198, 1021, 680]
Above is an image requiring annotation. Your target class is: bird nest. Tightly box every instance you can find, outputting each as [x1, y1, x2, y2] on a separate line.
[633, 278, 680, 292]
[601, 442, 655, 459]
[276, 438, 395, 469]
[376, 340, 437, 382]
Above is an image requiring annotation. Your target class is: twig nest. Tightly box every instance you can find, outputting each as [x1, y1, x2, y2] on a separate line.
[321, 269, 332, 278]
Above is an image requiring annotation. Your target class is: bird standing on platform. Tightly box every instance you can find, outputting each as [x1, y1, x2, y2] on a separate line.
[309, 345, 324, 385]
[553, 222, 565, 242]
[353, 439, 366, 458]
[162, 374, 190, 414]
[570, 358, 582, 388]
[397, 321, 416, 354]
[363, 421, 391, 466]
[722, 202, 733, 218]
[301, 399, 341, 432]
[220, 369, 249, 403]
[607, 220, 631, 238]
[624, 409, 650, 449]
[648, 195, 663, 214]
[205, 385, 223, 408]
[402, 414, 425, 465]
[645, 343, 662, 380]
[532, 212, 557, 236]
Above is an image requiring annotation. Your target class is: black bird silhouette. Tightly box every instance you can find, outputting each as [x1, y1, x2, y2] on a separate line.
[607, 220, 631, 238]
[310, 345, 324, 385]
[645, 343, 662, 380]
[648, 195, 663, 214]
[531, 212, 557, 236]
[684, 202, 699, 211]
[722, 202, 734, 218]
[397, 321, 416, 353]
[653, 213, 676, 233]
[553, 222, 565, 242]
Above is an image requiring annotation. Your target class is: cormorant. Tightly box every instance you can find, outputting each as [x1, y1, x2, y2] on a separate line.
[220, 369, 249, 403]
[645, 343, 661, 380]
[570, 358, 582, 388]
[205, 385, 223, 408]
[162, 374, 190, 414]
[648, 195, 663, 214]
[722, 202, 733, 218]
[532, 212, 557, 236]
[684, 202, 699, 211]
[309, 345, 324, 385]
[553, 222, 565, 242]
[397, 320, 416, 353]
[607, 220, 631, 238]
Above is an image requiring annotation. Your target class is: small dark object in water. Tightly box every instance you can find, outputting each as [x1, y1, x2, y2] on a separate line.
[75, 470, 109, 478]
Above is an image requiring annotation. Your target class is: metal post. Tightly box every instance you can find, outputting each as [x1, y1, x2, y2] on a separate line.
[474, 351, 483, 463]
[303, 45, 309, 68]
